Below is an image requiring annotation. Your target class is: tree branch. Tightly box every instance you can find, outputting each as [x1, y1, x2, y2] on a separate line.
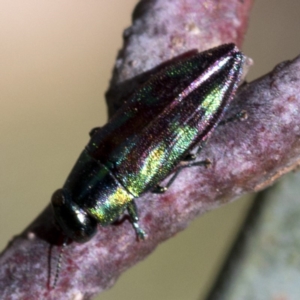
[9, 1, 299, 299]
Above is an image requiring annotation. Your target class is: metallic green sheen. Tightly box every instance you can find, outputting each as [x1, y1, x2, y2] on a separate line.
[52, 44, 245, 244]
[86, 44, 244, 201]
[63, 150, 134, 225]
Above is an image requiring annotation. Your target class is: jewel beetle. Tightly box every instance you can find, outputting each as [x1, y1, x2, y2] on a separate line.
[51, 43, 245, 246]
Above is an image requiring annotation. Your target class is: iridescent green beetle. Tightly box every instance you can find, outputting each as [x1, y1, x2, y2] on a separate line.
[51, 43, 245, 244]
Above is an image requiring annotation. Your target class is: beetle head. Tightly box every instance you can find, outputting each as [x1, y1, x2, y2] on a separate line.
[51, 189, 97, 243]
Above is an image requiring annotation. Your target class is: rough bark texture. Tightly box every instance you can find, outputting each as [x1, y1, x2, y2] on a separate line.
[2, 0, 286, 299]
[106, 0, 252, 116]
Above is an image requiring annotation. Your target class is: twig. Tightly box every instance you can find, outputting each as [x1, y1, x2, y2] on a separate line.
[11, 1, 300, 299]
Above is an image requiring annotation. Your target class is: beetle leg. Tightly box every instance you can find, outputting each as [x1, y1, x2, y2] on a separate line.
[127, 201, 146, 240]
[89, 127, 101, 137]
[183, 153, 197, 161]
[153, 158, 211, 194]
[218, 109, 248, 126]
[183, 110, 247, 163]
[182, 142, 205, 161]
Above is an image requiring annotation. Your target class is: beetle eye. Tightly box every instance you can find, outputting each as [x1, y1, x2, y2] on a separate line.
[89, 127, 100, 137]
[51, 189, 65, 206]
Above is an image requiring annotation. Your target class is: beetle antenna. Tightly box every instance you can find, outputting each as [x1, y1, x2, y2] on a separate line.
[53, 236, 68, 288]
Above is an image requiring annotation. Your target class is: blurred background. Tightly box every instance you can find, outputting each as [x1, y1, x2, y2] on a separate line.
[1, 1, 300, 299]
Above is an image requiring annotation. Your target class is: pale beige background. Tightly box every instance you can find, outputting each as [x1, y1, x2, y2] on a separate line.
[1, 1, 300, 299]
